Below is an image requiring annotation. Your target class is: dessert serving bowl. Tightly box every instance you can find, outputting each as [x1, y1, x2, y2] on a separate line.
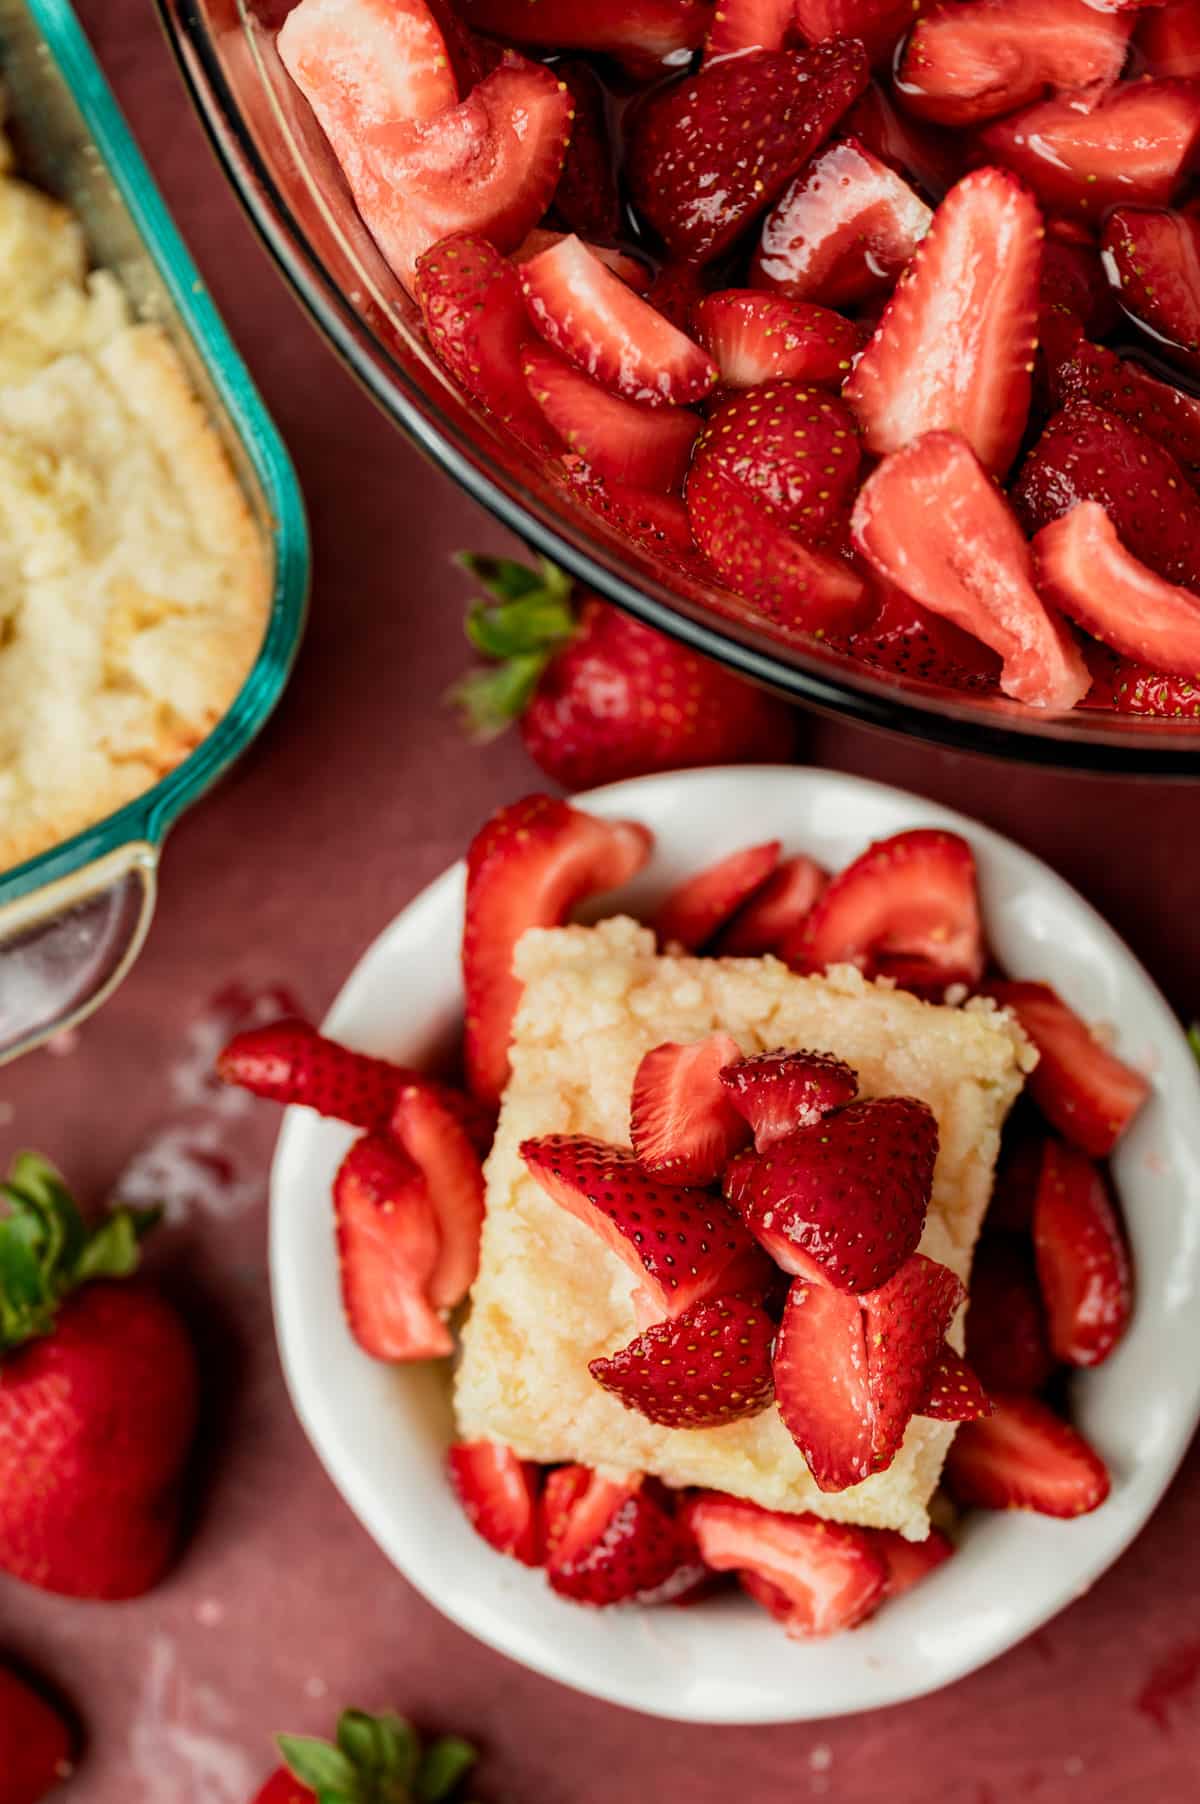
[0, 0, 308, 1063]
[269, 765, 1200, 1723]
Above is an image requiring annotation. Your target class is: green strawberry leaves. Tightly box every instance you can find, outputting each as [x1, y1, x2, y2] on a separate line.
[278, 1710, 478, 1804]
[450, 552, 577, 741]
[0, 1152, 161, 1353]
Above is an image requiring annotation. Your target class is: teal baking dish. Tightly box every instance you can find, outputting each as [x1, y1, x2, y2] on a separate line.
[0, 0, 308, 1062]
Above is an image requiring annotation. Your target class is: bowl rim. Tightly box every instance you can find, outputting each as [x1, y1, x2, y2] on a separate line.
[268, 765, 1200, 1723]
[154, 0, 1200, 778]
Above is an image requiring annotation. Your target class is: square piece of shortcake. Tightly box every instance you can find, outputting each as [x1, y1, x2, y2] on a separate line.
[454, 917, 1033, 1540]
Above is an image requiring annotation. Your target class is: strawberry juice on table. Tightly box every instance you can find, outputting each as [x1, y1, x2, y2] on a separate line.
[275, 0, 1200, 721]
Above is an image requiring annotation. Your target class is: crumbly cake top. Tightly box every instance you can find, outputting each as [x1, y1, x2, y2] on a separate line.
[455, 917, 1033, 1540]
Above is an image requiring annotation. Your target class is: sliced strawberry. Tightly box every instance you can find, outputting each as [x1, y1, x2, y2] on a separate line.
[446, 1440, 540, 1564]
[691, 383, 862, 545]
[692, 292, 860, 389]
[684, 1493, 887, 1634]
[514, 229, 651, 292]
[333, 1134, 452, 1361]
[521, 1134, 768, 1317]
[944, 1393, 1111, 1517]
[626, 42, 868, 263]
[216, 1016, 495, 1152]
[1033, 499, 1200, 676]
[563, 466, 699, 555]
[1039, 239, 1119, 339]
[589, 1294, 776, 1427]
[552, 61, 619, 241]
[1105, 660, 1200, 717]
[1139, 0, 1200, 78]
[705, 0, 795, 58]
[390, 1082, 485, 1307]
[714, 856, 830, 957]
[773, 1279, 872, 1488]
[844, 168, 1041, 478]
[546, 1471, 688, 1604]
[464, 794, 652, 1103]
[896, 0, 1131, 126]
[279, 34, 573, 288]
[1102, 206, 1200, 376]
[842, 578, 1004, 694]
[719, 1048, 859, 1150]
[787, 826, 985, 995]
[1034, 1140, 1133, 1367]
[630, 1034, 753, 1183]
[654, 841, 783, 952]
[1013, 403, 1200, 593]
[984, 978, 1151, 1156]
[919, 1344, 992, 1421]
[852, 432, 1091, 711]
[792, 0, 927, 67]
[1043, 316, 1200, 481]
[843, 82, 962, 201]
[863, 1254, 965, 1473]
[964, 1233, 1054, 1393]
[522, 346, 701, 491]
[540, 1463, 591, 1562]
[278, 0, 458, 135]
[981, 80, 1200, 220]
[753, 138, 932, 308]
[415, 235, 555, 451]
[521, 234, 717, 408]
[871, 1526, 955, 1598]
[726, 1095, 937, 1292]
[459, 0, 712, 56]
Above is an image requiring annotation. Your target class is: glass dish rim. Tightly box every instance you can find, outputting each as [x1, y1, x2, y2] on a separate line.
[157, 0, 1200, 777]
[0, 0, 311, 910]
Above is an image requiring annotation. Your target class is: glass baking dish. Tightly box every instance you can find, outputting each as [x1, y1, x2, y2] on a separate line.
[0, 0, 308, 1063]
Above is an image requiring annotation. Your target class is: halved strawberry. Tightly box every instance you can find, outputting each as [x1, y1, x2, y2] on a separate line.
[540, 1463, 591, 1561]
[1033, 500, 1200, 676]
[390, 1083, 485, 1307]
[692, 292, 860, 389]
[522, 346, 701, 491]
[546, 1471, 689, 1604]
[984, 978, 1151, 1156]
[965, 1233, 1055, 1393]
[415, 235, 554, 451]
[446, 1440, 540, 1564]
[552, 61, 619, 240]
[691, 383, 862, 545]
[278, 0, 458, 135]
[843, 82, 962, 201]
[1139, 0, 1200, 78]
[714, 856, 830, 957]
[862, 1254, 965, 1472]
[792, 0, 927, 67]
[773, 1280, 872, 1488]
[1043, 316, 1200, 481]
[787, 826, 985, 994]
[654, 841, 783, 952]
[705, 0, 795, 58]
[871, 1526, 955, 1598]
[1034, 1140, 1133, 1367]
[521, 234, 718, 408]
[589, 1294, 776, 1427]
[459, 0, 712, 56]
[919, 1345, 991, 1421]
[279, 31, 573, 288]
[1102, 206, 1200, 376]
[719, 1048, 859, 1150]
[463, 794, 652, 1103]
[521, 1135, 769, 1317]
[684, 1493, 887, 1635]
[1013, 403, 1200, 593]
[333, 1134, 452, 1361]
[753, 138, 932, 308]
[514, 229, 651, 292]
[852, 432, 1091, 711]
[842, 578, 1004, 694]
[895, 0, 1131, 126]
[981, 80, 1200, 219]
[726, 1095, 937, 1291]
[844, 168, 1041, 478]
[630, 1035, 752, 1183]
[944, 1394, 1111, 1517]
[625, 42, 868, 263]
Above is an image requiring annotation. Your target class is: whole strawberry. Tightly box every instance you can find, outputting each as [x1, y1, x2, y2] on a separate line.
[0, 1154, 198, 1600]
[252, 1706, 478, 1803]
[0, 1665, 74, 1804]
[451, 553, 795, 789]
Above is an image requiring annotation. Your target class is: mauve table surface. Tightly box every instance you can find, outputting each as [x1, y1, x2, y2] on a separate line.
[3, 4, 1200, 1799]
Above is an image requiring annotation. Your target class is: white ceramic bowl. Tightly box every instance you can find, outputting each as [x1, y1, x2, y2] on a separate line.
[270, 767, 1200, 1724]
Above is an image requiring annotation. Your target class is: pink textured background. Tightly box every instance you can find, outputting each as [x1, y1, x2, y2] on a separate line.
[2, 3, 1200, 1797]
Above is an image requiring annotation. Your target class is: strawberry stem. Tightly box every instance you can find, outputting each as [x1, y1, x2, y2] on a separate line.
[449, 552, 578, 740]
